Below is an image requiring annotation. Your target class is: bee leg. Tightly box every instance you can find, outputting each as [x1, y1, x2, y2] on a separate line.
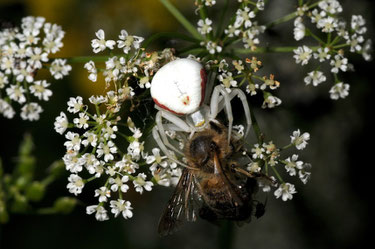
[252, 200, 266, 219]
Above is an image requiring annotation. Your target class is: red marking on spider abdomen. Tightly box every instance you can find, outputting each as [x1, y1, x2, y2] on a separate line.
[153, 98, 184, 116]
[200, 68, 207, 106]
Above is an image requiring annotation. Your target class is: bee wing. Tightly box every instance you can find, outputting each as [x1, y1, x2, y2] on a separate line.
[158, 168, 202, 236]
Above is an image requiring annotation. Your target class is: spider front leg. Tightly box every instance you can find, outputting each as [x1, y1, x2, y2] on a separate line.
[209, 85, 234, 144]
[155, 110, 190, 156]
[152, 125, 189, 168]
[217, 88, 252, 139]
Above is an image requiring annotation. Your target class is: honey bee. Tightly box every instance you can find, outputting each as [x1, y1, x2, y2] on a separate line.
[158, 121, 266, 236]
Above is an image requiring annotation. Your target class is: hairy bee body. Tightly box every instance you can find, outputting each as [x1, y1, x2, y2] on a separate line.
[158, 121, 262, 236]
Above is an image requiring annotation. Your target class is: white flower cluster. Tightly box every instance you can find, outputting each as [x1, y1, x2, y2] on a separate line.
[225, 3, 265, 51]
[56, 29, 181, 221]
[55, 95, 160, 221]
[0, 16, 71, 120]
[85, 29, 175, 89]
[212, 57, 282, 109]
[198, 1, 265, 54]
[247, 129, 311, 201]
[292, 0, 372, 100]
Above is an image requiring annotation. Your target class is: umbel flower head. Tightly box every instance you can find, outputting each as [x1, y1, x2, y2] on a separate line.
[0, 16, 71, 121]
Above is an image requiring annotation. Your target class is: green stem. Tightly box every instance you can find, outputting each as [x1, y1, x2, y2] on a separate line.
[159, 0, 203, 40]
[235, 46, 320, 54]
[142, 32, 199, 49]
[271, 164, 284, 183]
[218, 220, 234, 249]
[63, 55, 112, 64]
[249, 107, 262, 144]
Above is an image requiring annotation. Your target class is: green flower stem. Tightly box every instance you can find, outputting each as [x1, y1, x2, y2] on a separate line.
[249, 106, 262, 144]
[215, 0, 229, 39]
[64, 55, 112, 64]
[306, 29, 325, 45]
[159, 0, 203, 40]
[281, 143, 294, 151]
[266, 12, 297, 29]
[333, 43, 350, 49]
[218, 220, 234, 249]
[271, 164, 284, 183]
[266, 0, 324, 29]
[142, 32, 199, 49]
[234, 46, 320, 54]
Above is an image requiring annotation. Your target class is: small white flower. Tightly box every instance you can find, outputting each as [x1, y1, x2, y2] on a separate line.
[29, 80, 52, 101]
[293, 17, 305, 41]
[197, 18, 213, 35]
[330, 54, 348, 73]
[274, 183, 297, 201]
[117, 29, 144, 54]
[97, 141, 117, 162]
[54, 112, 69, 135]
[86, 205, 109, 221]
[299, 163, 312, 184]
[234, 6, 255, 28]
[224, 24, 241, 38]
[64, 131, 81, 151]
[0, 99, 15, 119]
[362, 39, 372, 61]
[82, 131, 98, 147]
[262, 95, 282, 109]
[329, 82, 350, 100]
[251, 143, 265, 159]
[146, 148, 168, 171]
[63, 151, 85, 173]
[67, 96, 84, 113]
[317, 16, 337, 33]
[304, 71, 326, 86]
[6, 85, 26, 104]
[351, 15, 367, 35]
[26, 47, 48, 69]
[247, 161, 261, 173]
[293, 45, 312, 65]
[347, 34, 364, 52]
[318, 0, 342, 14]
[95, 187, 111, 202]
[310, 8, 326, 24]
[84, 61, 98, 82]
[290, 129, 310, 150]
[313, 47, 331, 62]
[109, 175, 129, 193]
[110, 200, 133, 219]
[202, 41, 222, 54]
[127, 140, 144, 161]
[218, 72, 237, 90]
[133, 173, 153, 194]
[73, 112, 89, 129]
[67, 174, 84, 195]
[20, 102, 43, 121]
[49, 59, 72, 80]
[284, 154, 304, 176]
[91, 29, 116, 53]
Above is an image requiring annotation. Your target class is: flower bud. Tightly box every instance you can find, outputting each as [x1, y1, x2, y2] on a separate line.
[25, 181, 46, 202]
[53, 197, 77, 214]
[11, 195, 30, 213]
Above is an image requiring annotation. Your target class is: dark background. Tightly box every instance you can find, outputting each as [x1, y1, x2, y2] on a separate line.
[0, 0, 374, 248]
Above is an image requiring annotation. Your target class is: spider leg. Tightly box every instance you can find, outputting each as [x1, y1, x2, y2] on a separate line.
[210, 85, 233, 144]
[219, 88, 252, 139]
[155, 110, 190, 156]
[152, 126, 190, 168]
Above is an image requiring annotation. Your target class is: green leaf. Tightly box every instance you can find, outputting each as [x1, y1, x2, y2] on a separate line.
[159, 0, 203, 40]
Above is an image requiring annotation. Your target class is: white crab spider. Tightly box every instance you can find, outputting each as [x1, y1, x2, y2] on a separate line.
[150, 58, 252, 168]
